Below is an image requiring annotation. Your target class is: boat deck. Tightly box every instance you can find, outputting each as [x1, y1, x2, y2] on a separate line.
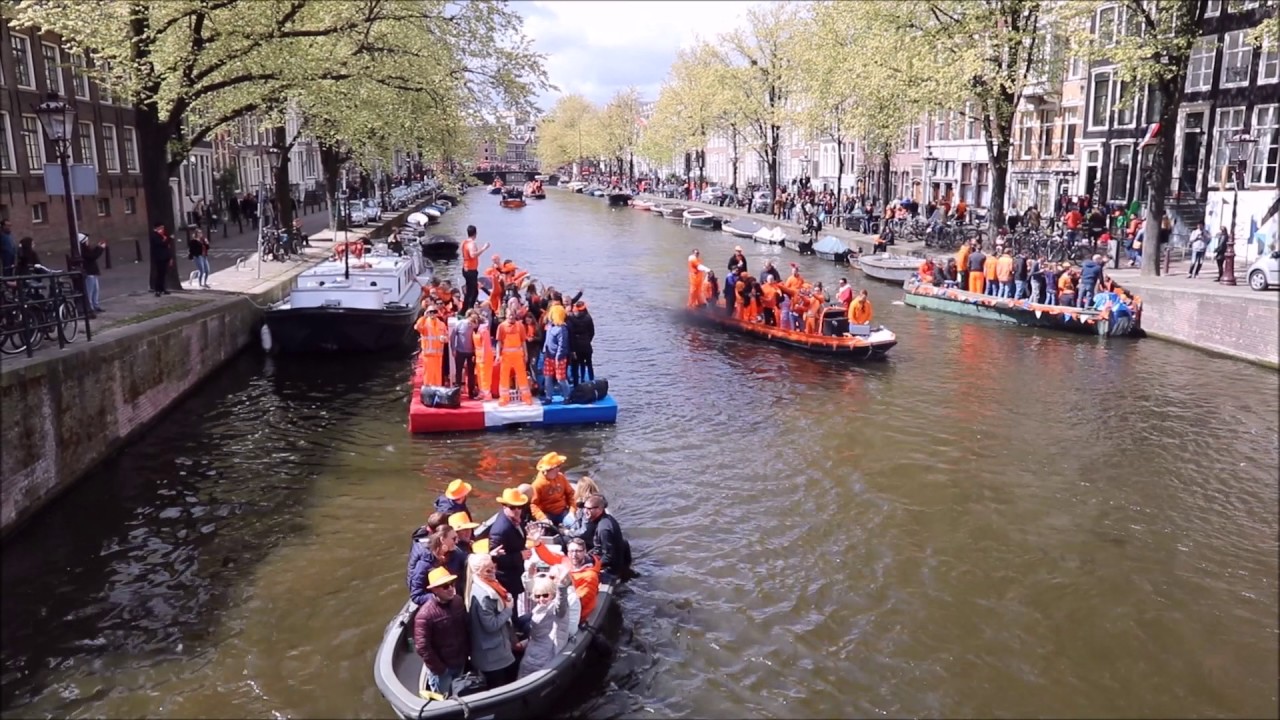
[408, 362, 618, 433]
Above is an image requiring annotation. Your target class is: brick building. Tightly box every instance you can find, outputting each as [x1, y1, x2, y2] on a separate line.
[1, 20, 149, 263]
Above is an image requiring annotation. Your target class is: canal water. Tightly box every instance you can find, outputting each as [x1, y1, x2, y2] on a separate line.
[3, 191, 1277, 719]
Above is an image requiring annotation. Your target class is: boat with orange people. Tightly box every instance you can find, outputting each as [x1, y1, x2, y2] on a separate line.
[681, 251, 898, 359]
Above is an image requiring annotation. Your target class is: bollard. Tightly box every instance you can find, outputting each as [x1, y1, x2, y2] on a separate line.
[134, 238, 143, 263]
[104, 244, 113, 270]
[1163, 245, 1171, 275]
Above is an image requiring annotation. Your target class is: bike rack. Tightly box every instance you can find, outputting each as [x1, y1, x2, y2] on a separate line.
[0, 269, 92, 358]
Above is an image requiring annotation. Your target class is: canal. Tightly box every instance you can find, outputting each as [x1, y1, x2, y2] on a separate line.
[3, 190, 1277, 719]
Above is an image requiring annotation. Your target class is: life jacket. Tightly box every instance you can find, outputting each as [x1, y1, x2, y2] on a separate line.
[462, 239, 480, 271]
[420, 317, 448, 354]
[848, 298, 873, 325]
[497, 319, 524, 354]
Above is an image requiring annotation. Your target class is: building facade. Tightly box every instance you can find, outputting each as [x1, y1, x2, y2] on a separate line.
[1008, 61, 1086, 213]
[1, 20, 149, 260]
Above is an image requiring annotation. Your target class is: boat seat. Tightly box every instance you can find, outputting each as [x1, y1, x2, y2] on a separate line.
[847, 323, 872, 337]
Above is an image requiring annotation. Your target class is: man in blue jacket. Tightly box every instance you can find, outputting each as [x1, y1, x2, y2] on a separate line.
[1078, 254, 1105, 308]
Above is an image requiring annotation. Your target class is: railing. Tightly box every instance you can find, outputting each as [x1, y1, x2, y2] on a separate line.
[0, 268, 93, 359]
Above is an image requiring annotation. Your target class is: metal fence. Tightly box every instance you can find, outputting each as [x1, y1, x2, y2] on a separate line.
[0, 269, 93, 359]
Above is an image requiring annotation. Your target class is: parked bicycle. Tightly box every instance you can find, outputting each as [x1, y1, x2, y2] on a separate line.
[1, 266, 90, 356]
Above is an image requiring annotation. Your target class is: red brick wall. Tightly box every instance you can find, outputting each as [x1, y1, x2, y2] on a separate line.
[1, 176, 150, 263]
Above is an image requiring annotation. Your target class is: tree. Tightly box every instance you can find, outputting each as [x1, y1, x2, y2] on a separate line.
[711, 3, 801, 194]
[535, 94, 602, 177]
[1073, 0, 1214, 276]
[599, 88, 643, 181]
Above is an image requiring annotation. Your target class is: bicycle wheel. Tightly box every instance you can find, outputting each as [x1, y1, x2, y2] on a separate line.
[21, 307, 45, 351]
[0, 307, 28, 355]
[58, 299, 81, 342]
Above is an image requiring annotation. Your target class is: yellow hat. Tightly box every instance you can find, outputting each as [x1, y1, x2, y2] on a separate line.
[497, 487, 530, 506]
[426, 566, 457, 589]
[445, 479, 472, 500]
[448, 511, 480, 530]
[536, 452, 567, 472]
[472, 538, 490, 554]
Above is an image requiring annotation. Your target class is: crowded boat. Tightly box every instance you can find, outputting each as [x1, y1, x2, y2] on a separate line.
[682, 247, 898, 358]
[375, 461, 634, 719]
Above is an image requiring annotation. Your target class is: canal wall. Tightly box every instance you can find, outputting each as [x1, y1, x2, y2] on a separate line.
[0, 200, 436, 539]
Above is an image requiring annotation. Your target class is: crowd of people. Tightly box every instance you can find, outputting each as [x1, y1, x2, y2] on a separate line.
[406, 454, 634, 696]
[415, 225, 596, 405]
[686, 247, 874, 332]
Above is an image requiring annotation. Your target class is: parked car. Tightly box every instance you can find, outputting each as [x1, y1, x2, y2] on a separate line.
[699, 186, 725, 204]
[751, 190, 773, 213]
[1247, 250, 1280, 291]
[364, 198, 381, 218]
[346, 201, 368, 226]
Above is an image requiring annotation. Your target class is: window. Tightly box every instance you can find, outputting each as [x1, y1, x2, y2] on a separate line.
[1096, 5, 1117, 46]
[1259, 37, 1279, 84]
[20, 115, 43, 170]
[70, 53, 89, 99]
[41, 43, 62, 95]
[1205, 0, 1221, 16]
[76, 121, 96, 168]
[909, 122, 921, 151]
[1063, 109, 1079, 157]
[1039, 110, 1057, 158]
[1019, 112, 1035, 158]
[1109, 143, 1134, 201]
[934, 113, 947, 142]
[1251, 104, 1278, 186]
[97, 60, 113, 104]
[1115, 78, 1136, 127]
[101, 123, 120, 172]
[1068, 56, 1085, 79]
[32, 202, 47, 223]
[1186, 36, 1215, 91]
[1144, 84, 1164, 124]
[1211, 106, 1246, 186]
[96, 198, 111, 217]
[1221, 30, 1253, 87]
[124, 197, 137, 215]
[11, 34, 34, 88]
[1089, 70, 1112, 129]
[123, 127, 139, 172]
[0, 113, 14, 173]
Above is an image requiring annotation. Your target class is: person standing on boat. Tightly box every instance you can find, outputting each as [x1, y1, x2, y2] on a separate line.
[727, 246, 748, 274]
[413, 566, 470, 697]
[759, 260, 781, 284]
[419, 306, 449, 387]
[541, 305, 571, 402]
[517, 572, 571, 679]
[435, 479, 472, 516]
[687, 250, 711, 308]
[723, 271, 739, 317]
[450, 310, 479, 400]
[566, 301, 595, 385]
[409, 526, 468, 605]
[495, 305, 533, 406]
[490, 488, 534, 606]
[530, 452, 575, 525]
[583, 494, 635, 584]
[465, 554, 520, 689]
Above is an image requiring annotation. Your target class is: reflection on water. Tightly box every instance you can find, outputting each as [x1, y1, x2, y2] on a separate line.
[3, 193, 1278, 719]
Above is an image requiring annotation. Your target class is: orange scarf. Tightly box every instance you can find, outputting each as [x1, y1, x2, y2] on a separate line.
[480, 576, 511, 605]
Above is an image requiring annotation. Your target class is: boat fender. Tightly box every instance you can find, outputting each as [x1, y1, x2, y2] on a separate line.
[260, 324, 273, 353]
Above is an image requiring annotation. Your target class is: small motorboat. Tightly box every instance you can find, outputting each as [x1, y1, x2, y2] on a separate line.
[664, 207, 692, 221]
[406, 212, 431, 227]
[632, 200, 655, 211]
[685, 303, 897, 359]
[529, 191, 547, 199]
[682, 209, 722, 231]
[436, 193, 460, 205]
[856, 253, 924, 284]
[752, 226, 786, 245]
[902, 276, 1142, 337]
[589, 188, 606, 198]
[783, 236, 815, 255]
[722, 218, 763, 238]
[500, 187, 526, 208]
[812, 235, 852, 264]
[420, 206, 443, 220]
[421, 234, 460, 259]
[488, 185, 503, 195]
[565, 181, 587, 193]
[607, 192, 633, 207]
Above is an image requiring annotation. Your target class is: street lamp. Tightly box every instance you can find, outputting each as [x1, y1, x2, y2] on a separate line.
[256, 145, 282, 279]
[925, 152, 938, 206]
[33, 92, 81, 267]
[1221, 132, 1256, 286]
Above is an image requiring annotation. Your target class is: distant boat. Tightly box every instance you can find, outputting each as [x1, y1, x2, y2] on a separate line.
[856, 253, 922, 284]
[722, 218, 763, 238]
[607, 192, 633, 207]
[752, 226, 786, 245]
[421, 234, 460, 258]
[812, 235, 852, 264]
[682, 209, 722, 230]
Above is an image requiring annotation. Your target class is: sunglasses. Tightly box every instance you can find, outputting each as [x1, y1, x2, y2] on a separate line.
[532, 593, 552, 600]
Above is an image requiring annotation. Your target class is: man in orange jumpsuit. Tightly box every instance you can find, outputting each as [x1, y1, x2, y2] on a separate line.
[419, 306, 449, 387]
[687, 250, 710, 307]
[473, 310, 495, 400]
[495, 304, 532, 406]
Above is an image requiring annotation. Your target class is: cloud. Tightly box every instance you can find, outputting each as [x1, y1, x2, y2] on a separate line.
[515, 1, 762, 111]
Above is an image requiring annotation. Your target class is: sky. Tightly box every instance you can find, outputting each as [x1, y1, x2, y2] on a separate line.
[515, 1, 762, 112]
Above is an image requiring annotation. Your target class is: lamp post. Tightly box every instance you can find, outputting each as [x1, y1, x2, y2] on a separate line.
[256, 145, 282, 279]
[924, 152, 938, 207]
[1221, 132, 1256, 287]
[33, 92, 80, 269]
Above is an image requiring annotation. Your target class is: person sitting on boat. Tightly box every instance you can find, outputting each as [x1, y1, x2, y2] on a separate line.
[687, 250, 711, 308]
[848, 289, 873, 327]
[727, 246, 748, 274]
[533, 536, 601, 621]
[449, 511, 480, 555]
[918, 258, 937, 285]
[464, 553, 520, 689]
[409, 525, 469, 605]
[582, 494, 636, 584]
[435, 479, 472, 516]
[516, 572, 571, 679]
[530, 452, 576, 525]
[541, 306, 571, 402]
[940, 258, 959, 288]
[759, 260, 781, 284]
[413, 566, 470, 698]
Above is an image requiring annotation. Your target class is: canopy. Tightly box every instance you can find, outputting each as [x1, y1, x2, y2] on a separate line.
[812, 235, 850, 255]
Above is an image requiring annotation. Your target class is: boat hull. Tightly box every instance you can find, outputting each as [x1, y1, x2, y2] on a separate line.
[688, 217, 723, 231]
[902, 279, 1141, 337]
[265, 305, 419, 353]
[783, 238, 814, 254]
[683, 305, 896, 359]
[421, 240, 460, 258]
[607, 194, 633, 207]
[529, 193, 546, 199]
[500, 199, 526, 208]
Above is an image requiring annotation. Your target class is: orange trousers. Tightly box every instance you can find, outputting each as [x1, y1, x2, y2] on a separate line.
[968, 271, 985, 294]
[498, 348, 532, 406]
[422, 350, 444, 387]
[475, 344, 491, 400]
[804, 314, 819, 334]
[688, 273, 705, 307]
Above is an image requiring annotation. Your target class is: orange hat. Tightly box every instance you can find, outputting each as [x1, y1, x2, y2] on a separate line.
[536, 452, 567, 471]
[426, 566, 457, 589]
[448, 511, 479, 530]
[472, 538, 490, 554]
[445, 479, 472, 500]
[497, 487, 529, 506]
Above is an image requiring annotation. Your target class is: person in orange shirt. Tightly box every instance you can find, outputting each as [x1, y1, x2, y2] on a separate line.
[955, 242, 972, 291]
[983, 252, 999, 295]
[460, 225, 491, 312]
[419, 306, 449, 387]
[687, 250, 710, 307]
[847, 289, 873, 326]
[495, 303, 532, 406]
[530, 452, 575, 525]
[783, 263, 805, 293]
[472, 309, 495, 400]
[918, 258, 937, 285]
[532, 537, 601, 619]
[759, 280, 782, 326]
[802, 291, 824, 334]
[995, 248, 1015, 298]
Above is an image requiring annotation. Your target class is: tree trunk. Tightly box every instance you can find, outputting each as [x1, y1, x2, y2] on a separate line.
[320, 141, 347, 232]
[989, 145, 1010, 233]
[1141, 79, 1183, 277]
[730, 127, 740, 191]
[879, 151, 892, 211]
[768, 124, 780, 195]
[835, 136, 844, 206]
[273, 126, 294, 233]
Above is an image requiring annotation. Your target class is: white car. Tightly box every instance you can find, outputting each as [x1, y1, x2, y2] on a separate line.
[347, 201, 368, 226]
[1247, 250, 1280, 291]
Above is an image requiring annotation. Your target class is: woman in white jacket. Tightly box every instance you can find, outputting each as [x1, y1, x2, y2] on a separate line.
[466, 553, 519, 688]
[517, 570, 572, 678]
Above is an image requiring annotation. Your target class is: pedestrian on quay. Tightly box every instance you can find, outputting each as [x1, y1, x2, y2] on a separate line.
[1, 218, 15, 276]
[1188, 222, 1207, 278]
[78, 233, 106, 314]
[1213, 226, 1229, 281]
[188, 228, 211, 288]
[149, 222, 173, 296]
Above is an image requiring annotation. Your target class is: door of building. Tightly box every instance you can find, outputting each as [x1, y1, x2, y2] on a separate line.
[1178, 111, 1205, 196]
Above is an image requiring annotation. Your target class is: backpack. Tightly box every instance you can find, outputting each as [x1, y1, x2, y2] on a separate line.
[420, 385, 461, 409]
[567, 378, 609, 405]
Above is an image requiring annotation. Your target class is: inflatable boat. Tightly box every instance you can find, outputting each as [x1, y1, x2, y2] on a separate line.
[684, 302, 897, 359]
